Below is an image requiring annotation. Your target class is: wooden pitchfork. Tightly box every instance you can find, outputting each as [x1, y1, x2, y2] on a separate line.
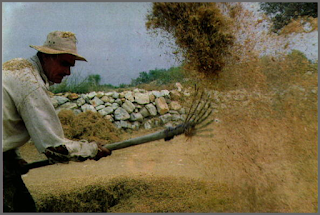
[24, 86, 214, 170]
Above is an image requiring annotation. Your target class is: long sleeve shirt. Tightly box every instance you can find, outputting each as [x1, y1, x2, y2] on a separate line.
[2, 55, 98, 160]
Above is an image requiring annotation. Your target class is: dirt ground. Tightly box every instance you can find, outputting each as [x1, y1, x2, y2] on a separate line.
[20, 124, 231, 212]
[21, 126, 219, 191]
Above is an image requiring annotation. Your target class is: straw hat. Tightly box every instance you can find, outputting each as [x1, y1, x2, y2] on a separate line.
[30, 31, 87, 61]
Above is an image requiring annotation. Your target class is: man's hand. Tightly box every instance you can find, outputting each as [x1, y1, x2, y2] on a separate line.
[92, 143, 112, 161]
[16, 158, 29, 175]
[44, 145, 70, 163]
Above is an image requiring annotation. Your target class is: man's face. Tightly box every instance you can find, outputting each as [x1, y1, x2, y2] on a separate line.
[42, 54, 76, 83]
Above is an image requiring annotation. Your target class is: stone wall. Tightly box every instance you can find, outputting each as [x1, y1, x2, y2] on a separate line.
[50, 87, 187, 131]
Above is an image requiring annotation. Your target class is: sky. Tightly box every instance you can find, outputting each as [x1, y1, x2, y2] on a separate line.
[2, 2, 318, 86]
[2, 2, 180, 86]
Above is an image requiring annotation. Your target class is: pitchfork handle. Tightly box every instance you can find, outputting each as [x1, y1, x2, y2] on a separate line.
[23, 123, 188, 170]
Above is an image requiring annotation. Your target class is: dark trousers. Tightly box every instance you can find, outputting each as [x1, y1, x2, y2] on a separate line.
[3, 150, 37, 212]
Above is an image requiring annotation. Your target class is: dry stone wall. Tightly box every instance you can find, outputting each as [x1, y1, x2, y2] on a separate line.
[50, 88, 187, 131]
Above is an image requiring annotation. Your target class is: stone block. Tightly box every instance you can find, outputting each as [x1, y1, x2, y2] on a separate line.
[155, 97, 169, 115]
[145, 103, 157, 116]
[135, 93, 150, 104]
[114, 107, 130, 120]
[122, 100, 135, 113]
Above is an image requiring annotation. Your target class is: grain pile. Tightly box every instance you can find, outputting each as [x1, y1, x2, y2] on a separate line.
[58, 110, 121, 145]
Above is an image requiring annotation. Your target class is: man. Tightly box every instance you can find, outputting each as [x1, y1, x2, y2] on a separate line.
[2, 31, 111, 212]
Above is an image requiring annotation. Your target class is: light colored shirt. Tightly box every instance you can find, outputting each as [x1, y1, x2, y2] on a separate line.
[2, 55, 98, 159]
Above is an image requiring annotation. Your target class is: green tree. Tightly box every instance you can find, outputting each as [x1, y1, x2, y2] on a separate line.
[260, 2, 318, 33]
[146, 2, 234, 76]
[87, 74, 101, 86]
[129, 67, 185, 86]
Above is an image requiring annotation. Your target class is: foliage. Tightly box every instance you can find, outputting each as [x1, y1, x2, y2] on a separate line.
[130, 66, 185, 86]
[146, 2, 234, 76]
[49, 66, 185, 93]
[260, 2, 318, 33]
[87, 74, 101, 86]
[49, 73, 116, 94]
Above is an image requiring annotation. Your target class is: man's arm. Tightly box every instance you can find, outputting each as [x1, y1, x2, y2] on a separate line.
[18, 84, 110, 162]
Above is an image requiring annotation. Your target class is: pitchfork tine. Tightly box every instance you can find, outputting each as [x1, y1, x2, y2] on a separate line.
[185, 90, 205, 123]
[196, 119, 215, 130]
[196, 109, 214, 125]
[192, 95, 212, 124]
[184, 86, 200, 123]
[191, 95, 212, 125]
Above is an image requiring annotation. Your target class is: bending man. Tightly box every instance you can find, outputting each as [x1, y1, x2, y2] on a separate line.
[2, 31, 111, 212]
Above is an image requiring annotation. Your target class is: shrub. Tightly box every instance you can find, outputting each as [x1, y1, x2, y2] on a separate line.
[130, 66, 185, 86]
[260, 2, 318, 33]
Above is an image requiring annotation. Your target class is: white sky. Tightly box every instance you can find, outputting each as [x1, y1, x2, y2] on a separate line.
[2, 2, 180, 85]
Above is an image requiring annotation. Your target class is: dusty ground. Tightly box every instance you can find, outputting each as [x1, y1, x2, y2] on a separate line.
[21, 125, 220, 193]
[20, 123, 237, 212]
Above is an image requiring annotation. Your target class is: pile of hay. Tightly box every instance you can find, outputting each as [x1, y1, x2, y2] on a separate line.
[58, 110, 121, 145]
[35, 176, 232, 212]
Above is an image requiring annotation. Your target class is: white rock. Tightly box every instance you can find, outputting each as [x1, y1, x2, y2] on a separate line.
[104, 115, 114, 122]
[135, 93, 150, 104]
[160, 113, 172, 124]
[155, 97, 169, 115]
[115, 98, 123, 105]
[51, 98, 59, 108]
[114, 107, 130, 120]
[58, 102, 77, 110]
[130, 112, 144, 122]
[125, 92, 135, 102]
[106, 92, 114, 97]
[152, 91, 162, 98]
[90, 97, 104, 107]
[88, 92, 97, 99]
[111, 103, 119, 110]
[98, 107, 114, 116]
[81, 104, 97, 113]
[160, 90, 170, 98]
[145, 104, 157, 116]
[169, 101, 181, 111]
[52, 96, 69, 106]
[56, 102, 78, 114]
[114, 120, 130, 129]
[122, 100, 135, 113]
[76, 98, 86, 107]
[101, 96, 111, 103]
[98, 107, 113, 116]
[139, 107, 150, 118]
[112, 92, 120, 99]
[96, 91, 105, 98]
[119, 92, 125, 98]
[144, 120, 153, 130]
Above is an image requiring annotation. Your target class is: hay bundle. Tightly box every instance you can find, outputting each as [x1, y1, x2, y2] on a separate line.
[58, 110, 121, 145]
